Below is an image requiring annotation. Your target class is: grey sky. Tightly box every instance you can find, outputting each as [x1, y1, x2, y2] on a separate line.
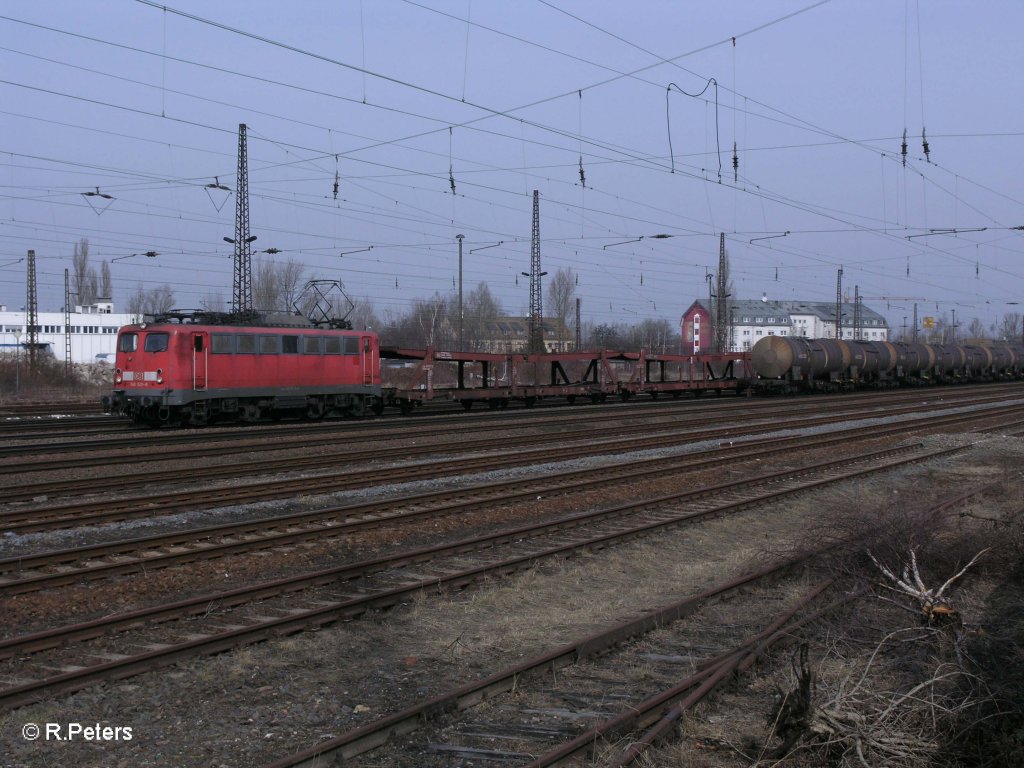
[2, 0, 1022, 334]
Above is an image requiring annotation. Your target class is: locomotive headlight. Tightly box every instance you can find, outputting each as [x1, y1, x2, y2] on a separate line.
[114, 368, 123, 384]
[156, 368, 164, 384]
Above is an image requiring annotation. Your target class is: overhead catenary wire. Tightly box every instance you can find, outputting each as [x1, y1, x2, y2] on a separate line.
[2, 3, 1019, 324]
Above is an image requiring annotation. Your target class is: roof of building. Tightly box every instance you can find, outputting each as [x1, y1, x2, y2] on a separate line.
[686, 298, 888, 327]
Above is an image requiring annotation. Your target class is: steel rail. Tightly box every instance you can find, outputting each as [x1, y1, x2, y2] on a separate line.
[527, 581, 847, 767]
[0, 443, 964, 711]
[0, 384, 1011, 466]
[1, 402, 1000, 592]
[259, 568, 843, 768]
[4, 397, 1020, 534]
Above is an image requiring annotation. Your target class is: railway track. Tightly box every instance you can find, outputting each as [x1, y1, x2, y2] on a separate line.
[0, 400, 103, 418]
[2, 401, 1019, 596]
[0, 439, 965, 711]
[264, 480, 987, 768]
[2, 395, 1022, 535]
[0, 383, 1014, 461]
[265, 573, 843, 768]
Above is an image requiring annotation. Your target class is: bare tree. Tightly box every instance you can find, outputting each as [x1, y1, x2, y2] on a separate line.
[126, 283, 176, 316]
[347, 297, 381, 332]
[546, 268, 575, 350]
[252, 259, 280, 311]
[627, 318, 674, 354]
[464, 282, 503, 351]
[587, 322, 627, 349]
[252, 257, 308, 312]
[72, 238, 99, 306]
[200, 291, 227, 312]
[100, 260, 113, 300]
[278, 259, 307, 311]
[966, 317, 987, 340]
[996, 311, 1022, 343]
[384, 293, 454, 348]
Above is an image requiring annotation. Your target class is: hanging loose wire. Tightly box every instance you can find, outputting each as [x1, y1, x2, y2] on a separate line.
[731, 36, 738, 183]
[448, 126, 456, 194]
[666, 78, 721, 181]
[916, 0, 930, 161]
[577, 89, 585, 238]
[901, 0, 908, 166]
[577, 90, 586, 188]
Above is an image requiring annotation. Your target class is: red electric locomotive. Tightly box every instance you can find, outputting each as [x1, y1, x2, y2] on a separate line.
[103, 312, 382, 426]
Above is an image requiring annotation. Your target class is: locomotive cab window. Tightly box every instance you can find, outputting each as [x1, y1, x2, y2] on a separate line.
[344, 337, 359, 355]
[194, 336, 204, 352]
[119, 333, 138, 352]
[144, 333, 169, 353]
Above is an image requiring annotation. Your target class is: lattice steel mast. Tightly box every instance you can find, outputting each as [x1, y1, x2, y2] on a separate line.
[713, 233, 731, 353]
[834, 266, 844, 339]
[229, 124, 254, 315]
[64, 268, 72, 377]
[525, 190, 546, 353]
[853, 285, 863, 341]
[26, 249, 38, 371]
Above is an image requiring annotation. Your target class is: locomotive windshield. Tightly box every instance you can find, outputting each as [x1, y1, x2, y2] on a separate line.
[119, 333, 138, 352]
[144, 333, 169, 353]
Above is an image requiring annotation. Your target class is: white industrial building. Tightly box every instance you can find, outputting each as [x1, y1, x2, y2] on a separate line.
[0, 299, 138, 364]
[686, 299, 890, 353]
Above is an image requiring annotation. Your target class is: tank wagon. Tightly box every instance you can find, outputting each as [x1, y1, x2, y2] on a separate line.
[751, 335, 1024, 392]
[102, 312, 382, 426]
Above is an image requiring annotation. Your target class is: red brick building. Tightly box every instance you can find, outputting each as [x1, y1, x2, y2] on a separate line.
[680, 300, 713, 354]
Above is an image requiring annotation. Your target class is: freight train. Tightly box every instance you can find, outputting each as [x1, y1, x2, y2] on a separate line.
[101, 311, 1023, 425]
[749, 335, 1024, 393]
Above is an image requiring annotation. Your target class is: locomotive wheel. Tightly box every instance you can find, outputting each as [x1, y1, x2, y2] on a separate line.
[240, 403, 261, 423]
